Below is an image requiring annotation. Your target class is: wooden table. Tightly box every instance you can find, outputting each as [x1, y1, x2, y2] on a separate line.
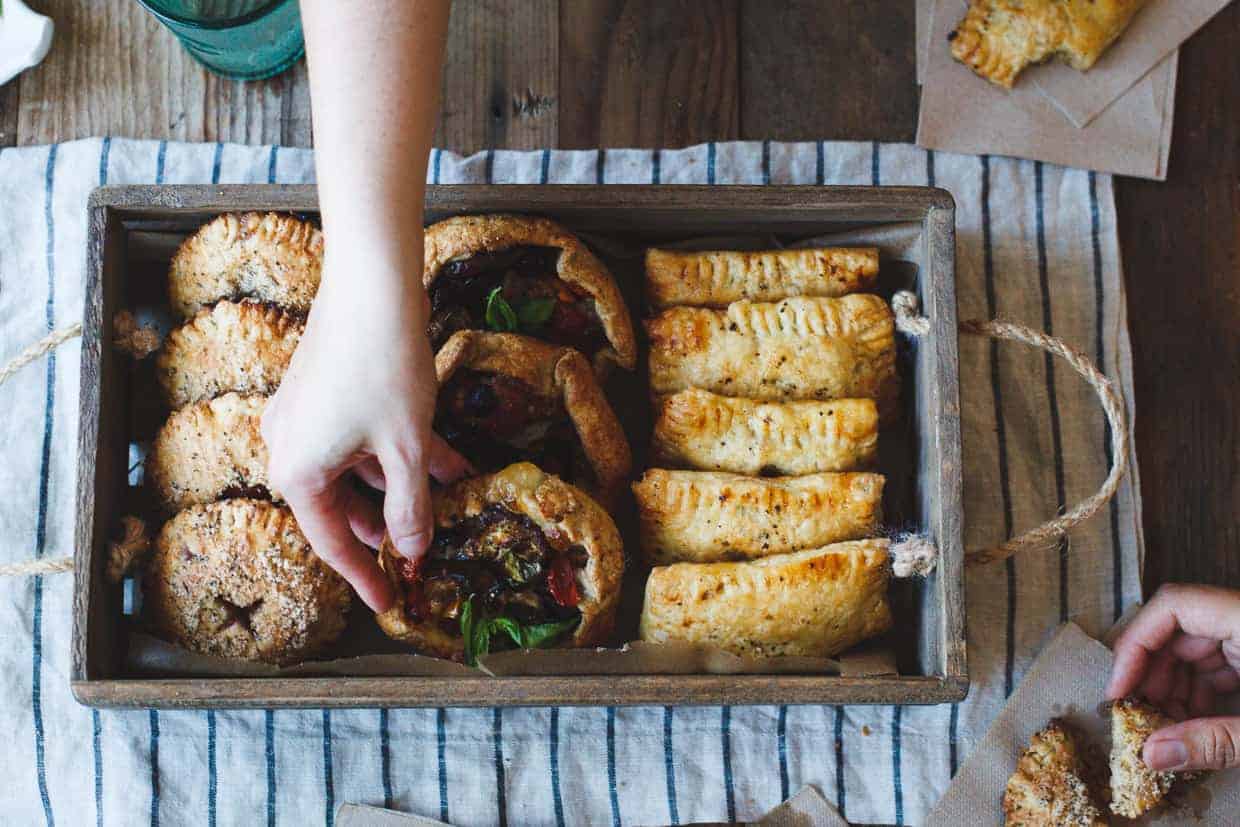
[3, 0, 1237, 592]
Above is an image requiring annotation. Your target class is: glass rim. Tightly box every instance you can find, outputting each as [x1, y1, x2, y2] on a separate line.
[134, 0, 291, 30]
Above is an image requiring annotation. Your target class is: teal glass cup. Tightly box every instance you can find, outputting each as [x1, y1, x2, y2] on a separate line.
[136, 0, 304, 81]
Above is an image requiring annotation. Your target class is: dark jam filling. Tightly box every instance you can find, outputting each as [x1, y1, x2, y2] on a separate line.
[426, 245, 608, 356]
[395, 505, 586, 637]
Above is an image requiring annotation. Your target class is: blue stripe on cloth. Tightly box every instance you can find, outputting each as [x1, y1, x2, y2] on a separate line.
[322, 711, 335, 827]
[595, 149, 606, 184]
[210, 142, 224, 184]
[437, 708, 449, 823]
[492, 709, 507, 827]
[761, 140, 771, 184]
[663, 707, 679, 825]
[484, 149, 496, 184]
[33, 142, 59, 827]
[380, 709, 393, 809]
[949, 703, 960, 776]
[432, 148, 443, 185]
[891, 706, 904, 825]
[777, 705, 789, 802]
[149, 710, 160, 827]
[871, 141, 880, 185]
[98, 137, 112, 185]
[267, 146, 279, 183]
[549, 708, 565, 827]
[926, 149, 936, 188]
[155, 140, 167, 184]
[1089, 172, 1123, 620]
[721, 707, 735, 823]
[833, 706, 846, 819]
[265, 711, 276, 827]
[93, 708, 103, 827]
[607, 707, 621, 827]
[540, 148, 551, 184]
[652, 149, 661, 185]
[1033, 162, 1070, 622]
[816, 141, 825, 185]
[980, 156, 1017, 697]
[207, 711, 217, 827]
[707, 142, 716, 184]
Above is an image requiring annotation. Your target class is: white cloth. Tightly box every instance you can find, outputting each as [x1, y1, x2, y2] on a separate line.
[0, 138, 1143, 826]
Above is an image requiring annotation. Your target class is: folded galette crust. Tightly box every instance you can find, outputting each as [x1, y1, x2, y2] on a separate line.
[374, 462, 625, 660]
[424, 214, 637, 371]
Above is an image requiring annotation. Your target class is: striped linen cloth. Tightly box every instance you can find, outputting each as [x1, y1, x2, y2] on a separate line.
[0, 138, 1143, 826]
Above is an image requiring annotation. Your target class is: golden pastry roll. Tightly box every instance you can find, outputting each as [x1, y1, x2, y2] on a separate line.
[644, 247, 879, 309]
[651, 389, 879, 475]
[645, 294, 897, 410]
[633, 469, 884, 564]
[639, 540, 893, 658]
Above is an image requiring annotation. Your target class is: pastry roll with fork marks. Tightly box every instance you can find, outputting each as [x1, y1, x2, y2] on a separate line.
[645, 294, 897, 410]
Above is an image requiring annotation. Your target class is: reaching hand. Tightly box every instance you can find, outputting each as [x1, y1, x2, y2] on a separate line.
[1106, 583, 1240, 772]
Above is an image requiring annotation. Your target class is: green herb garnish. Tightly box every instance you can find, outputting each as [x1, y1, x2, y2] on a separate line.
[516, 297, 556, 330]
[484, 286, 518, 332]
[459, 597, 581, 666]
[484, 288, 558, 335]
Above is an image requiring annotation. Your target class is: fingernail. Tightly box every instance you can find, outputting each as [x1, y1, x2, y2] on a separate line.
[1145, 738, 1188, 770]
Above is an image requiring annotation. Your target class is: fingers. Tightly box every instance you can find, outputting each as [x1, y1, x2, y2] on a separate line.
[1144, 716, 1240, 772]
[354, 457, 387, 491]
[379, 445, 435, 561]
[343, 483, 386, 550]
[426, 433, 473, 483]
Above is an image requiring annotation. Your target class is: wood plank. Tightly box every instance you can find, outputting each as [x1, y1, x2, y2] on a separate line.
[434, 0, 557, 154]
[0, 78, 17, 148]
[558, 0, 739, 149]
[1118, 3, 1240, 593]
[738, 0, 918, 141]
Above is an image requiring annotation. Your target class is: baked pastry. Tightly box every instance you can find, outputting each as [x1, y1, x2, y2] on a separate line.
[424, 214, 636, 372]
[632, 469, 884, 564]
[374, 463, 624, 663]
[645, 295, 897, 410]
[434, 330, 631, 504]
[145, 499, 351, 664]
[644, 247, 878, 309]
[146, 393, 273, 512]
[1003, 720, 1107, 826]
[1109, 698, 1181, 818]
[950, 0, 1148, 89]
[169, 212, 322, 317]
[651, 389, 878, 476]
[639, 539, 892, 658]
[156, 300, 303, 408]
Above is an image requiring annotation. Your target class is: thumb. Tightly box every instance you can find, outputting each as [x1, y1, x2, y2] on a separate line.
[1144, 716, 1240, 771]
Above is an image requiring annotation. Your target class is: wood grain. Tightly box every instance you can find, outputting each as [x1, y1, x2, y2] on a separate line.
[558, 0, 739, 149]
[0, 80, 16, 148]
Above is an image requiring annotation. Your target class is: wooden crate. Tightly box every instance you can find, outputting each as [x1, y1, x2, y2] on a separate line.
[73, 185, 965, 708]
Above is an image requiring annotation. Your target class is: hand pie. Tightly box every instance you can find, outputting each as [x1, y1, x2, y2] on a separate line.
[652, 388, 878, 476]
[644, 247, 878, 309]
[950, 0, 1148, 89]
[632, 469, 883, 564]
[424, 214, 636, 372]
[434, 330, 632, 505]
[169, 212, 322, 317]
[147, 393, 274, 512]
[374, 463, 624, 662]
[1109, 698, 1189, 818]
[1003, 720, 1107, 826]
[145, 498, 351, 664]
[156, 300, 302, 408]
[639, 539, 892, 658]
[646, 294, 896, 410]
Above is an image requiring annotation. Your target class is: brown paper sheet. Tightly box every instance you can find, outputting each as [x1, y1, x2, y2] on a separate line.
[924, 622, 1239, 825]
[918, 0, 1178, 179]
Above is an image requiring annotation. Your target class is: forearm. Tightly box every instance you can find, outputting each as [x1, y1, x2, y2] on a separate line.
[301, 0, 449, 303]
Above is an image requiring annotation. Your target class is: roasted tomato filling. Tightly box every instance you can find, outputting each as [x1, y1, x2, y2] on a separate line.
[395, 505, 587, 639]
[426, 245, 608, 356]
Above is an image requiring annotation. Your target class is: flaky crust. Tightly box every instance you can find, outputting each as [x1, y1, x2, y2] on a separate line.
[644, 247, 878, 309]
[1003, 721, 1107, 827]
[652, 389, 878, 476]
[424, 214, 637, 370]
[639, 540, 892, 658]
[646, 295, 897, 411]
[145, 499, 351, 664]
[374, 463, 625, 660]
[156, 300, 303, 408]
[147, 393, 273, 512]
[951, 0, 1148, 89]
[169, 212, 323, 317]
[633, 469, 883, 565]
[1109, 698, 1177, 818]
[435, 331, 632, 504]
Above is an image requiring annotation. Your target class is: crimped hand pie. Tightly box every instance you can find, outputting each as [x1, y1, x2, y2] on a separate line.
[639, 540, 892, 658]
[651, 389, 879, 476]
[633, 469, 883, 564]
[146, 392, 273, 512]
[145, 499, 351, 664]
[169, 212, 322, 317]
[950, 0, 1148, 89]
[374, 463, 624, 662]
[1003, 720, 1106, 826]
[644, 247, 878, 309]
[156, 300, 303, 408]
[1109, 698, 1183, 818]
[646, 294, 897, 409]
[424, 214, 636, 372]
[434, 330, 631, 504]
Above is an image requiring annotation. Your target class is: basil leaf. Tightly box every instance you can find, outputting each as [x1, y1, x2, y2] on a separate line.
[484, 286, 518, 332]
[459, 598, 480, 666]
[488, 616, 524, 649]
[516, 297, 556, 331]
[517, 616, 580, 649]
